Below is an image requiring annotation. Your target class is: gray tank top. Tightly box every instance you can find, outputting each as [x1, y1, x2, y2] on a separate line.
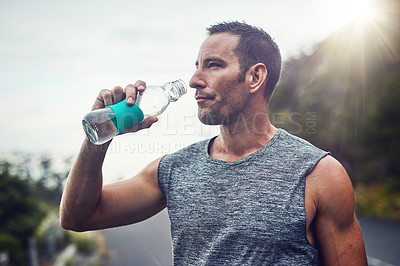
[158, 129, 329, 265]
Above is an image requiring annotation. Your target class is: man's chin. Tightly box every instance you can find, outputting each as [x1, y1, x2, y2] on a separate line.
[198, 111, 224, 126]
[199, 119, 220, 126]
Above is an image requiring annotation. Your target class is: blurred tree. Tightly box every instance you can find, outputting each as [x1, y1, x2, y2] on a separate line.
[361, 66, 400, 185]
[0, 162, 46, 266]
[36, 155, 69, 204]
[0, 152, 71, 205]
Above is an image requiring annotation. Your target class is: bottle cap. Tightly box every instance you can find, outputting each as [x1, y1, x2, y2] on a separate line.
[108, 101, 144, 133]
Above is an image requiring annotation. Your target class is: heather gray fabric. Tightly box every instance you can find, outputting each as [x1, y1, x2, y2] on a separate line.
[158, 129, 329, 265]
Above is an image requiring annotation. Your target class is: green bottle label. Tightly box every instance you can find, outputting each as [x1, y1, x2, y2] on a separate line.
[108, 101, 145, 133]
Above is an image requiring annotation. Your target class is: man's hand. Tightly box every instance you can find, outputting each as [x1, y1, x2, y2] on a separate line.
[60, 81, 165, 232]
[91, 80, 158, 134]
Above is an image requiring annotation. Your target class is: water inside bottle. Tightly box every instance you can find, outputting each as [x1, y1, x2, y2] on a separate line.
[82, 119, 99, 144]
[82, 108, 118, 144]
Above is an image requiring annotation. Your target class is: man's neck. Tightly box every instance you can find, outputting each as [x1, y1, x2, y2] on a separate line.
[209, 112, 277, 162]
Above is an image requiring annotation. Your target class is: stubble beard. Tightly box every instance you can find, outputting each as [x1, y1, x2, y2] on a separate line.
[197, 70, 249, 126]
[198, 105, 225, 125]
[197, 88, 249, 126]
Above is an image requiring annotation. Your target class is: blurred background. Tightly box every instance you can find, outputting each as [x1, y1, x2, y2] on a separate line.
[1, 0, 399, 265]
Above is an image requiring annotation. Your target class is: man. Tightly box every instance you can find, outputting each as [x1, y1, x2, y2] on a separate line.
[60, 21, 367, 265]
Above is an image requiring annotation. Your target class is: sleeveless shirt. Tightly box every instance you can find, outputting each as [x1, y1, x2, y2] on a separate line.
[158, 129, 329, 265]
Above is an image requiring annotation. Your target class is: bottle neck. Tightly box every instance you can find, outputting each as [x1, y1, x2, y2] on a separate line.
[164, 79, 187, 102]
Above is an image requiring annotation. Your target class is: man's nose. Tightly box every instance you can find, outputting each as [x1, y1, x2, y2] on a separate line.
[189, 68, 206, 90]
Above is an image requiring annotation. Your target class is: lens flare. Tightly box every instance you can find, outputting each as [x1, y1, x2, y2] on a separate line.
[338, 0, 375, 26]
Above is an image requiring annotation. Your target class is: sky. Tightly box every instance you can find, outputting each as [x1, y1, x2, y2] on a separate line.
[0, 0, 373, 180]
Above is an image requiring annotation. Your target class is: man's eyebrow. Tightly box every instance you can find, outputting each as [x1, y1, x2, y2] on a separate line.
[206, 57, 224, 63]
[195, 57, 224, 68]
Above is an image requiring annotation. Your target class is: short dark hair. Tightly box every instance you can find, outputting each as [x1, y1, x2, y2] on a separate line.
[207, 21, 281, 101]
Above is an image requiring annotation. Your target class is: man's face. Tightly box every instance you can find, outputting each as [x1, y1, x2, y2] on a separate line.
[189, 32, 250, 125]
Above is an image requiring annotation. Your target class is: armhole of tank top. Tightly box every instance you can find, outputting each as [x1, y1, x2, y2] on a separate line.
[303, 152, 330, 250]
[157, 155, 168, 199]
[304, 174, 317, 249]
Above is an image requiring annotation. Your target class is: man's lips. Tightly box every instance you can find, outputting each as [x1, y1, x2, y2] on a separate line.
[195, 95, 214, 103]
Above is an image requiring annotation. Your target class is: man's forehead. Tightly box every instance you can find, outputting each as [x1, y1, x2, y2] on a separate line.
[195, 33, 239, 64]
[201, 33, 239, 52]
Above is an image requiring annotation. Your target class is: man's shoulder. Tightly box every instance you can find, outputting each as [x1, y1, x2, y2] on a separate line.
[157, 138, 212, 183]
[160, 137, 211, 162]
[278, 129, 321, 149]
[276, 129, 329, 159]
[309, 155, 351, 187]
[308, 155, 354, 211]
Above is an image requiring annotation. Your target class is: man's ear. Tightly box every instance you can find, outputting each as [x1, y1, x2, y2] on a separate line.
[248, 63, 268, 94]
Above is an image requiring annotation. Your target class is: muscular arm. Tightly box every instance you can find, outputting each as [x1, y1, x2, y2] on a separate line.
[60, 140, 166, 231]
[60, 81, 165, 232]
[308, 156, 367, 265]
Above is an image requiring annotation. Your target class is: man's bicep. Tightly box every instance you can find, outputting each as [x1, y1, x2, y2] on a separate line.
[312, 156, 367, 265]
[86, 157, 166, 230]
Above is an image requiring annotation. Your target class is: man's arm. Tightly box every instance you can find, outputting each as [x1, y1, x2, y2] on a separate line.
[60, 81, 165, 232]
[309, 155, 367, 265]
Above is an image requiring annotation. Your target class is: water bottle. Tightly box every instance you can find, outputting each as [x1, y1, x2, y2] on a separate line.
[82, 79, 187, 145]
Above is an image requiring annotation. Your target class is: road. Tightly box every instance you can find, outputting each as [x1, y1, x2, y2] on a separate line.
[104, 210, 172, 266]
[103, 211, 400, 266]
[359, 216, 400, 266]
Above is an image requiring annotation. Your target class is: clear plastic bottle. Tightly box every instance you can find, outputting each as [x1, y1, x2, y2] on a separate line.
[82, 79, 187, 145]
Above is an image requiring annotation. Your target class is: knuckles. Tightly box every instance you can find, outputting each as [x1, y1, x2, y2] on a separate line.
[94, 81, 147, 109]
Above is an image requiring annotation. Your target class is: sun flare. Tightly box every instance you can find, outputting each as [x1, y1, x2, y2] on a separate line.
[335, 0, 375, 28]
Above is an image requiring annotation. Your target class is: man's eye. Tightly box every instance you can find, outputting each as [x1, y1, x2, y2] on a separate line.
[209, 63, 219, 68]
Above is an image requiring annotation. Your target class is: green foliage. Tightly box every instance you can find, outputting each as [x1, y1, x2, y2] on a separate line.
[360, 67, 400, 183]
[355, 179, 400, 219]
[0, 166, 46, 265]
[67, 231, 98, 253]
[0, 152, 71, 205]
[0, 232, 21, 264]
[0, 153, 72, 264]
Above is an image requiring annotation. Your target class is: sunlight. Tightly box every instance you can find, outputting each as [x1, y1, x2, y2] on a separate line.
[322, 0, 399, 144]
[338, 0, 374, 26]
[350, 0, 373, 21]
[333, 0, 373, 27]
[322, 0, 379, 37]
[332, 0, 399, 63]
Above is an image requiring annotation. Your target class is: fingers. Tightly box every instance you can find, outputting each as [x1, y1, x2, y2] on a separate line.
[125, 80, 146, 105]
[124, 84, 136, 105]
[120, 116, 159, 134]
[138, 116, 159, 130]
[92, 89, 111, 110]
[91, 81, 147, 110]
[91, 81, 158, 135]
[112, 86, 124, 103]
